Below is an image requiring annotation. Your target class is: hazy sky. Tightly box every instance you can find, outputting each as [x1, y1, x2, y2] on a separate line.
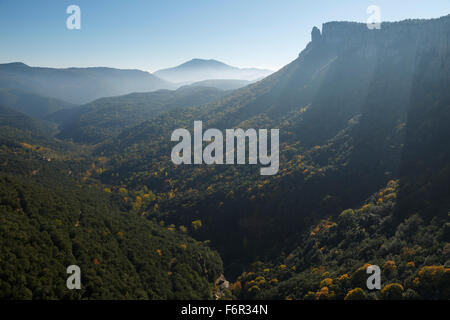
[1, 0, 449, 72]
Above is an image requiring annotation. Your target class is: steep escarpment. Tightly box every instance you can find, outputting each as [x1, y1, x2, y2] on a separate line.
[312, 16, 450, 220]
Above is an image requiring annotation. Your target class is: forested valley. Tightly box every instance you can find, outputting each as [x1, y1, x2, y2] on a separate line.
[1, 16, 449, 300]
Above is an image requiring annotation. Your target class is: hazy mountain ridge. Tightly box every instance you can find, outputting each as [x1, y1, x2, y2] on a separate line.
[0, 62, 175, 105]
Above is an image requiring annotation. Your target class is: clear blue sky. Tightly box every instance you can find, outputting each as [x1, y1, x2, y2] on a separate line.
[0, 0, 449, 72]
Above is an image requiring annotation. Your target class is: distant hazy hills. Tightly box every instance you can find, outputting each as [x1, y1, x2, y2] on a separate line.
[0, 60, 270, 110]
[0, 62, 175, 105]
[154, 59, 273, 84]
[0, 59, 271, 132]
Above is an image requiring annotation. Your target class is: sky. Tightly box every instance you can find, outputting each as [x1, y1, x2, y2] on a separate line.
[0, 0, 449, 72]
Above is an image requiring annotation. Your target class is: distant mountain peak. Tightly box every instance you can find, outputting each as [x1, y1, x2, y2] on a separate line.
[0, 62, 30, 70]
[166, 59, 234, 71]
[154, 59, 273, 84]
[186, 58, 226, 64]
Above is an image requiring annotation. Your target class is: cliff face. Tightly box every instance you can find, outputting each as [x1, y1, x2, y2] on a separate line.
[315, 15, 450, 45]
[305, 15, 450, 219]
[309, 15, 450, 59]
